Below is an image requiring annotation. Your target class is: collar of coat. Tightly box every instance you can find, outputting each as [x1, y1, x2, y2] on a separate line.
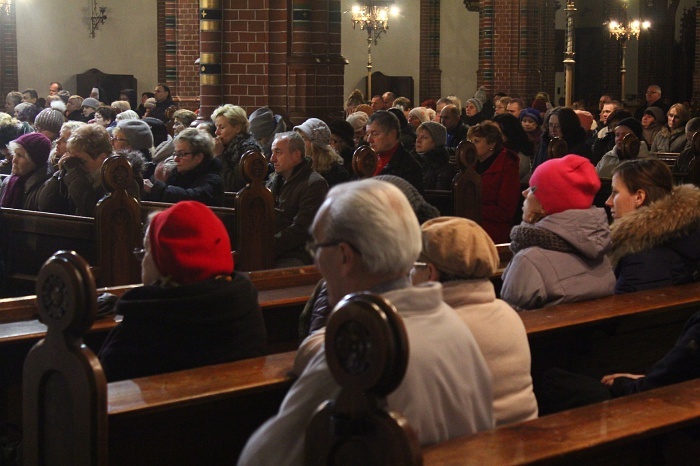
[608, 184, 700, 266]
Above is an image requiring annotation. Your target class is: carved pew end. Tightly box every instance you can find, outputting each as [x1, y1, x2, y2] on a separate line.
[305, 293, 421, 466]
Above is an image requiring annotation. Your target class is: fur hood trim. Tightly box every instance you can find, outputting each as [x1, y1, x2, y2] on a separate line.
[609, 184, 700, 266]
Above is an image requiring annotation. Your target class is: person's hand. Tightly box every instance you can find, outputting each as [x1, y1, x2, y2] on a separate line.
[601, 373, 644, 386]
[57, 152, 77, 170]
[143, 178, 153, 193]
[154, 162, 169, 182]
[214, 137, 224, 156]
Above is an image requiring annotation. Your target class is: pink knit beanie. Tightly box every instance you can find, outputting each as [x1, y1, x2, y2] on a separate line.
[529, 154, 600, 215]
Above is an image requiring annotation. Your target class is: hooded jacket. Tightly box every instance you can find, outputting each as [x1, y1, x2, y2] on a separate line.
[609, 184, 700, 293]
[595, 141, 651, 179]
[651, 125, 688, 154]
[501, 207, 616, 310]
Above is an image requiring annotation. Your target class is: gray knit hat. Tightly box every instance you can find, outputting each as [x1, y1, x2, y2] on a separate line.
[81, 98, 100, 109]
[467, 98, 483, 113]
[294, 118, 332, 151]
[418, 121, 447, 147]
[249, 107, 277, 140]
[34, 108, 65, 136]
[116, 110, 140, 121]
[117, 119, 153, 150]
[374, 175, 440, 224]
[346, 111, 369, 132]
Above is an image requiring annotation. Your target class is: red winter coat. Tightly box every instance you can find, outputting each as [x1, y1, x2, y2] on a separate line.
[480, 148, 521, 243]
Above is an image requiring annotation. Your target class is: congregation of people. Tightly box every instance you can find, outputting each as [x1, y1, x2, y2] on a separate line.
[3, 80, 700, 464]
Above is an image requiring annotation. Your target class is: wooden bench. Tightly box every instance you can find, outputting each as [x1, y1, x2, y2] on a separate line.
[0, 149, 275, 299]
[652, 151, 681, 168]
[354, 140, 483, 223]
[423, 378, 700, 465]
[0, 155, 142, 296]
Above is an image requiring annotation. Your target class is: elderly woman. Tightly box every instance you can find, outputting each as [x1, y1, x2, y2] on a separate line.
[98, 201, 266, 381]
[172, 109, 197, 136]
[211, 104, 262, 192]
[93, 106, 116, 129]
[0, 133, 52, 210]
[412, 217, 538, 426]
[501, 155, 616, 310]
[606, 158, 700, 293]
[143, 128, 224, 206]
[407, 107, 429, 130]
[467, 121, 521, 243]
[465, 98, 486, 126]
[650, 103, 690, 154]
[412, 121, 457, 190]
[294, 118, 349, 187]
[49, 121, 86, 169]
[0, 113, 26, 174]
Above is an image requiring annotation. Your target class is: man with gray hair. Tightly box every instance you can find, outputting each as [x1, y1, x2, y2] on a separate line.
[238, 179, 494, 465]
[267, 131, 329, 267]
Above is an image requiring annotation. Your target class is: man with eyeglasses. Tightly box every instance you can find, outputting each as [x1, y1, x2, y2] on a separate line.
[266, 131, 328, 268]
[635, 85, 668, 120]
[239, 179, 494, 465]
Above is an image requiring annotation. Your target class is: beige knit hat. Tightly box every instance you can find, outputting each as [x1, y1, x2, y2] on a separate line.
[419, 217, 499, 279]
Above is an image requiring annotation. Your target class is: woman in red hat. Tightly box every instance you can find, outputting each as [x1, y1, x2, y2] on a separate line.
[98, 201, 266, 382]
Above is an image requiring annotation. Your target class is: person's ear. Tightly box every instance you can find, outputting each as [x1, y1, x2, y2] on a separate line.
[427, 263, 441, 282]
[635, 189, 647, 207]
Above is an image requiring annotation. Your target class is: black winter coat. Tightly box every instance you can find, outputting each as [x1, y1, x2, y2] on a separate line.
[98, 273, 266, 382]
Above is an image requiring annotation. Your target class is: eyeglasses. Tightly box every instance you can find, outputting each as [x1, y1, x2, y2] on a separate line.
[111, 137, 129, 143]
[548, 123, 561, 129]
[173, 151, 194, 158]
[306, 239, 362, 258]
[132, 248, 146, 261]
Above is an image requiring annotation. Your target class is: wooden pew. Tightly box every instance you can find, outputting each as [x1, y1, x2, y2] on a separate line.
[140, 149, 275, 272]
[354, 140, 483, 222]
[18, 250, 295, 465]
[423, 378, 700, 465]
[0, 149, 275, 300]
[0, 155, 141, 296]
[652, 151, 680, 168]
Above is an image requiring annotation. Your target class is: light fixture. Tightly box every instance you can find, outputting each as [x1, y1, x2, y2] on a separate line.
[608, 1, 650, 101]
[90, 0, 107, 38]
[1, 0, 12, 16]
[349, 1, 399, 98]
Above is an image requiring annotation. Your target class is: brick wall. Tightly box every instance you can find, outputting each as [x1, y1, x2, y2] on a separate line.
[419, 0, 441, 103]
[474, 0, 556, 103]
[0, 6, 18, 96]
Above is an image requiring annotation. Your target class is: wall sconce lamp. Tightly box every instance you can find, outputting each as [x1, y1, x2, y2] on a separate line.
[1, 0, 12, 16]
[90, 0, 107, 38]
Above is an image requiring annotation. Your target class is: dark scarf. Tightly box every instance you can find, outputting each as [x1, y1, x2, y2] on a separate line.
[0, 174, 28, 208]
[510, 222, 577, 255]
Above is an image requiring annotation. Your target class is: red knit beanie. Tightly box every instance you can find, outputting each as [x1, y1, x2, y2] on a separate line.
[148, 201, 233, 285]
[529, 154, 600, 215]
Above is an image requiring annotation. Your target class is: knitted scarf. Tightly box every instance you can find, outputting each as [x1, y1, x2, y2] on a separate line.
[509, 222, 577, 255]
[0, 174, 28, 208]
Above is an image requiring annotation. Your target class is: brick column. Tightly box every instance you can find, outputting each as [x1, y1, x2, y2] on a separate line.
[419, 0, 441, 103]
[477, 0, 495, 94]
[199, 0, 223, 120]
[0, 5, 18, 96]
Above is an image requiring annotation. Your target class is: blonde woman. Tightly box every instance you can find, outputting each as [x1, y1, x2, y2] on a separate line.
[294, 118, 350, 187]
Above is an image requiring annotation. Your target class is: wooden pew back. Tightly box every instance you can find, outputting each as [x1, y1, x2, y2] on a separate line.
[22, 251, 107, 465]
[0, 155, 141, 295]
[423, 378, 700, 465]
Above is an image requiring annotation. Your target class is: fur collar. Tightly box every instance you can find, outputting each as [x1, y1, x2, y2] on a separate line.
[609, 184, 700, 266]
